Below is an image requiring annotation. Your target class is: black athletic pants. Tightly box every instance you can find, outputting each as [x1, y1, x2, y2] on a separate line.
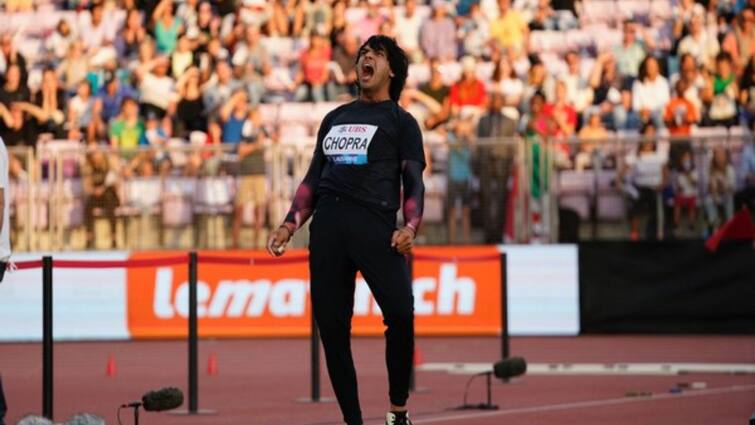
[309, 194, 414, 425]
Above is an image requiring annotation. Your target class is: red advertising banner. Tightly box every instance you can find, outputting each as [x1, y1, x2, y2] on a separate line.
[126, 247, 502, 338]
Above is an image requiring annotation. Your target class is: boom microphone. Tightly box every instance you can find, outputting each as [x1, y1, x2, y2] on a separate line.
[493, 357, 527, 379]
[122, 387, 184, 412]
[141, 387, 184, 412]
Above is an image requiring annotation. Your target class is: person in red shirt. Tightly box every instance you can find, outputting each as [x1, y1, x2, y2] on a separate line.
[664, 80, 698, 136]
[543, 80, 576, 163]
[295, 32, 333, 102]
[449, 56, 487, 117]
[664, 80, 698, 165]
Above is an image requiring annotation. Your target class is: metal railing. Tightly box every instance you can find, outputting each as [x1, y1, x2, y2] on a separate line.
[7, 130, 753, 251]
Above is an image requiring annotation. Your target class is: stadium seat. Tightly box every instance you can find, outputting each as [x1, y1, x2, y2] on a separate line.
[194, 176, 236, 248]
[558, 171, 596, 220]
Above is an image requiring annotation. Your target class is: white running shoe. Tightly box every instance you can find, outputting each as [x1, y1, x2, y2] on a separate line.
[385, 411, 412, 425]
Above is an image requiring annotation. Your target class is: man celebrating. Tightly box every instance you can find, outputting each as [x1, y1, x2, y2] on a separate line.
[267, 35, 424, 425]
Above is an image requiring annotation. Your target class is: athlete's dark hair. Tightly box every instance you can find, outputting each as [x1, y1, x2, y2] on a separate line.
[355, 35, 409, 102]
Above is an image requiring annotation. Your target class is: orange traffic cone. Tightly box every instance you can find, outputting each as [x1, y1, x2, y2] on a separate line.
[207, 353, 218, 376]
[413, 346, 423, 367]
[106, 354, 117, 377]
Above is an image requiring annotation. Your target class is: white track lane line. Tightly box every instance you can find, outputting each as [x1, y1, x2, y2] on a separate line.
[370, 384, 755, 425]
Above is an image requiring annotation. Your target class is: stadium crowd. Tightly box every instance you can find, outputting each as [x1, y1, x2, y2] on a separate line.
[0, 0, 755, 246]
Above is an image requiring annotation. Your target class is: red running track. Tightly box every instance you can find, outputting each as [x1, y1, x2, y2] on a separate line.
[0, 336, 753, 425]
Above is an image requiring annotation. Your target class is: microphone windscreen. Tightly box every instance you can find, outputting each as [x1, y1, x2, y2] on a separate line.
[141, 387, 184, 412]
[493, 357, 527, 379]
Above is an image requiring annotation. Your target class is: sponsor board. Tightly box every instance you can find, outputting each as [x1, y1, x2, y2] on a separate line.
[0, 252, 131, 341]
[0, 246, 578, 341]
[126, 246, 502, 338]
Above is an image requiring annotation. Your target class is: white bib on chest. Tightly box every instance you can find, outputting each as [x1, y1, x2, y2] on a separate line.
[322, 124, 378, 165]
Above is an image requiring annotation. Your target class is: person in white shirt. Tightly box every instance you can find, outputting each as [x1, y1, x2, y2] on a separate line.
[678, 14, 720, 70]
[632, 55, 670, 129]
[394, 0, 425, 62]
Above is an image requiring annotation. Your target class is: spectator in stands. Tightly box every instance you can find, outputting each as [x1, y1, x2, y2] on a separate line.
[735, 136, 755, 210]
[419, 0, 456, 61]
[522, 61, 555, 111]
[588, 52, 625, 130]
[0, 64, 31, 147]
[447, 117, 475, 244]
[527, 0, 555, 31]
[632, 55, 670, 129]
[83, 149, 120, 249]
[28, 67, 67, 139]
[134, 55, 176, 119]
[619, 123, 668, 240]
[477, 92, 517, 242]
[294, 32, 332, 102]
[80, 1, 116, 52]
[544, 79, 576, 167]
[15, 415, 52, 425]
[0, 33, 28, 81]
[46, 19, 77, 63]
[170, 34, 196, 79]
[394, 0, 424, 62]
[231, 25, 270, 105]
[520, 90, 555, 138]
[203, 60, 241, 120]
[678, 13, 720, 70]
[268, 0, 293, 37]
[114, 9, 148, 63]
[67, 80, 98, 143]
[238, 0, 272, 29]
[672, 53, 706, 118]
[109, 97, 144, 150]
[177, 0, 201, 34]
[152, 0, 184, 55]
[65, 413, 105, 425]
[296, 0, 334, 39]
[176, 67, 207, 136]
[193, 1, 221, 53]
[353, 0, 385, 44]
[672, 149, 698, 232]
[562, 51, 593, 115]
[416, 59, 450, 129]
[332, 31, 360, 99]
[672, 0, 700, 41]
[219, 89, 251, 145]
[96, 71, 138, 126]
[59, 40, 89, 93]
[575, 107, 609, 171]
[489, 0, 528, 56]
[449, 56, 487, 119]
[664, 80, 697, 163]
[613, 19, 647, 83]
[734, 7, 754, 72]
[548, 79, 577, 139]
[234, 107, 268, 249]
[705, 146, 736, 228]
[741, 57, 755, 128]
[489, 57, 524, 116]
[458, 2, 490, 59]
[329, 0, 348, 43]
[703, 52, 739, 127]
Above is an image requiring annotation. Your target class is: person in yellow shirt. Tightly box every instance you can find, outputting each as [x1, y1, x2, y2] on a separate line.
[489, 0, 529, 53]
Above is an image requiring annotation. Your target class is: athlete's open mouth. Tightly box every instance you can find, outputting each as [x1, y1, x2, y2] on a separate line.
[361, 63, 374, 80]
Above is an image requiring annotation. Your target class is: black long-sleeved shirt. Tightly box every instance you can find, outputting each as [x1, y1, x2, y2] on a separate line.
[283, 99, 425, 234]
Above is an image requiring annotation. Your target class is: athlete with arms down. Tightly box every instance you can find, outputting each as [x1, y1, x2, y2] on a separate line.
[267, 35, 425, 425]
